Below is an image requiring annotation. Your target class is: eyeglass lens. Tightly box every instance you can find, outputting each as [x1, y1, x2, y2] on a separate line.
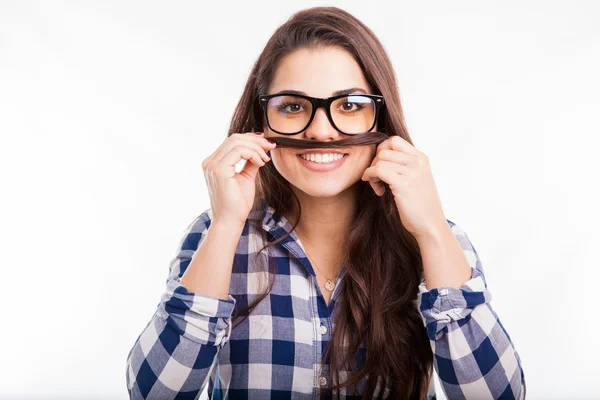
[266, 95, 376, 134]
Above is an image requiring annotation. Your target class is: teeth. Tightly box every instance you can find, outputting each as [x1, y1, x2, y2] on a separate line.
[299, 153, 345, 163]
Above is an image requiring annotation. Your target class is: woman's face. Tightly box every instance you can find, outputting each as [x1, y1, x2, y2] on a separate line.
[265, 46, 377, 199]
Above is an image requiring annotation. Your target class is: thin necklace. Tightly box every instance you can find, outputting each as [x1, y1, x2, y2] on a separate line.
[304, 248, 337, 292]
[296, 230, 339, 292]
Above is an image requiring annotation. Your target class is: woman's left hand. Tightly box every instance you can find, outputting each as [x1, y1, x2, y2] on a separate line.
[361, 135, 448, 240]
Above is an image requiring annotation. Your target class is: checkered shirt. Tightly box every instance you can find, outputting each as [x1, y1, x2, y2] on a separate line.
[126, 197, 526, 399]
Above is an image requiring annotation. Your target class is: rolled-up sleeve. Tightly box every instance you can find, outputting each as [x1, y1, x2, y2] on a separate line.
[417, 221, 526, 400]
[125, 210, 236, 399]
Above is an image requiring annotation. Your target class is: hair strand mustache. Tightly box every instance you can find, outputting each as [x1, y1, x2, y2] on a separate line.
[265, 131, 390, 149]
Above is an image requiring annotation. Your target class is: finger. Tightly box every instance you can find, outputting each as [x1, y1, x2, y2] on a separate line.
[238, 132, 277, 154]
[362, 161, 407, 183]
[211, 133, 274, 166]
[370, 180, 386, 196]
[364, 166, 396, 195]
[375, 135, 419, 156]
[240, 132, 277, 159]
[360, 167, 387, 197]
[224, 145, 267, 169]
[207, 147, 266, 185]
[206, 132, 273, 167]
[239, 132, 276, 147]
[222, 132, 275, 161]
[371, 148, 415, 167]
[208, 146, 266, 182]
[238, 152, 262, 180]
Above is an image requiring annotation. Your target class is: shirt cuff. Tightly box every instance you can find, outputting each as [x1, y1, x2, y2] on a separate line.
[416, 271, 492, 341]
[159, 279, 236, 347]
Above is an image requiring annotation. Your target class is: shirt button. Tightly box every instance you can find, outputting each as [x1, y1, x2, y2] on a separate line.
[319, 376, 327, 386]
[318, 324, 328, 335]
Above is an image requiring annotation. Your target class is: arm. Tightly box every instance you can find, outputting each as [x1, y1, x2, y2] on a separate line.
[416, 221, 526, 400]
[125, 210, 243, 399]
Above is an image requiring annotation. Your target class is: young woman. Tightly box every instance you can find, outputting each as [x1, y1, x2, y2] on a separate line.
[126, 6, 526, 399]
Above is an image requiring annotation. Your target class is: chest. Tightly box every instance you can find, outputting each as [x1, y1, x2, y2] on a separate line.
[220, 252, 360, 393]
[298, 243, 344, 307]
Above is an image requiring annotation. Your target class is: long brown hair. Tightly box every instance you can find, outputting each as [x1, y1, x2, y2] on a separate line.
[226, 6, 433, 399]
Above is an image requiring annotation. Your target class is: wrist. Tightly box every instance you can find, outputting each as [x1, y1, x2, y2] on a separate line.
[210, 219, 246, 233]
[414, 221, 452, 245]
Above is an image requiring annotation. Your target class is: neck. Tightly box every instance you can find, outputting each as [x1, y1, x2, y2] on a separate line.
[286, 183, 359, 250]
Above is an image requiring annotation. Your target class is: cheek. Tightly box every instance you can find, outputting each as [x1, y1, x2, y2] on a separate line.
[270, 149, 295, 171]
[358, 146, 377, 166]
[344, 150, 376, 181]
[356, 151, 375, 172]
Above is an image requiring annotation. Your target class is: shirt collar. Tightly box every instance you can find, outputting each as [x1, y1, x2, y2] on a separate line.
[246, 195, 294, 234]
[249, 195, 347, 306]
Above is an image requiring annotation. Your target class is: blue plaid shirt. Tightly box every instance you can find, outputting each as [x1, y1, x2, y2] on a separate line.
[126, 197, 526, 399]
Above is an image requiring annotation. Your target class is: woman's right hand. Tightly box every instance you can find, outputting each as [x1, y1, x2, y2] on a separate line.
[201, 132, 276, 227]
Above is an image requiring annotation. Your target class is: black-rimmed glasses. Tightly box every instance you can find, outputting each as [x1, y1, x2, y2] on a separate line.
[259, 92, 385, 135]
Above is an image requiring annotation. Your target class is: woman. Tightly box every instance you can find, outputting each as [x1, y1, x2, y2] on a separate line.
[126, 6, 526, 399]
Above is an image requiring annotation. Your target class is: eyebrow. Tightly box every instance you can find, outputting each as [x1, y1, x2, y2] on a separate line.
[273, 87, 368, 97]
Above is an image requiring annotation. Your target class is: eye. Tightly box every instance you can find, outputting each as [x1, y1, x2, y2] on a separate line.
[342, 102, 356, 111]
[278, 102, 304, 113]
[339, 101, 365, 113]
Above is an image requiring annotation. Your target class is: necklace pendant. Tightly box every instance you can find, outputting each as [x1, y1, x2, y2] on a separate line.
[325, 280, 336, 291]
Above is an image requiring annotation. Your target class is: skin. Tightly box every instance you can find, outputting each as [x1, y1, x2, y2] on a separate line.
[265, 46, 377, 303]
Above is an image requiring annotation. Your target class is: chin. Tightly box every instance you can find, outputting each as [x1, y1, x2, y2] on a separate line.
[290, 180, 356, 199]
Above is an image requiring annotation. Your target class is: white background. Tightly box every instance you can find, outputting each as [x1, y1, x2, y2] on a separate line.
[1, 1, 598, 399]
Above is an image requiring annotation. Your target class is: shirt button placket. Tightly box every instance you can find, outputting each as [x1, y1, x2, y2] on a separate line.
[318, 324, 328, 335]
[317, 320, 329, 389]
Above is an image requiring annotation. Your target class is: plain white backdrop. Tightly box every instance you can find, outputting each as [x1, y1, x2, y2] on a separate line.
[1, 1, 598, 399]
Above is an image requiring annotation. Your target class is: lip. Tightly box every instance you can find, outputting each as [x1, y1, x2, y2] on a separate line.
[298, 149, 348, 155]
[297, 153, 348, 172]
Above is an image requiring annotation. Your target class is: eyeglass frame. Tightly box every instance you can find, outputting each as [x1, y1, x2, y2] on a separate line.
[258, 92, 385, 135]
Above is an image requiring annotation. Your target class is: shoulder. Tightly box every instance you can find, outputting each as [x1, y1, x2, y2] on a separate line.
[184, 208, 214, 233]
[183, 197, 268, 235]
[178, 207, 263, 252]
[173, 208, 214, 253]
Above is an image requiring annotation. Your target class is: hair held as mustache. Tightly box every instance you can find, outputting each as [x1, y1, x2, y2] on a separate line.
[264, 131, 390, 150]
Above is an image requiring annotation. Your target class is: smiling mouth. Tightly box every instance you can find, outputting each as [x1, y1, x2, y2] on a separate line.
[297, 153, 348, 163]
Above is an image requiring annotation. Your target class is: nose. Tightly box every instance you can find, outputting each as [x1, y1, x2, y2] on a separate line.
[303, 107, 340, 140]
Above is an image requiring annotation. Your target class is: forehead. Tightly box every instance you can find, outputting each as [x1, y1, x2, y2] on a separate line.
[268, 46, 372, 97]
